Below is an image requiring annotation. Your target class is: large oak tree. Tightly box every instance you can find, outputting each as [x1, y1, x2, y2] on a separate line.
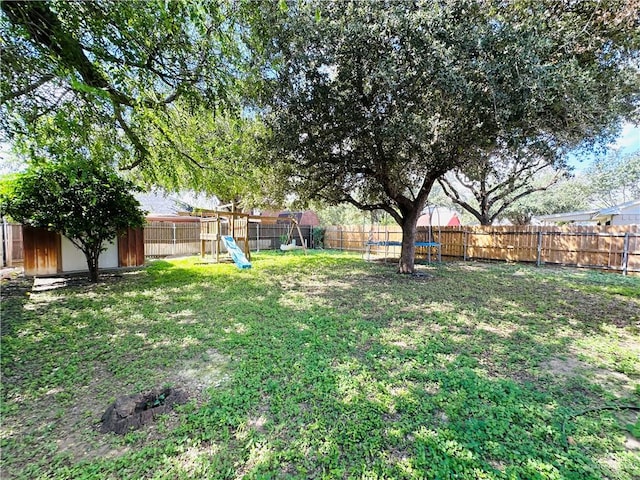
[264, 0, 639, 273]
[438, 154, 567, 225]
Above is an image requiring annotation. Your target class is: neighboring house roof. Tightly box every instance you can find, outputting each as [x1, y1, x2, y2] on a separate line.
[592, 199, 640, 224]
[277, 211, 320, 226]
[260, 210, 320, 226]
[536, 209, 598, 224]
[136, 189, 220, 216]
[537, 199, 640, 224]
[417, 207, 462, 227]
[595, 199, 640, 216]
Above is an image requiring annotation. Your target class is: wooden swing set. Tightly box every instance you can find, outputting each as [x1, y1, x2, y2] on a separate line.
[200, 211, 307, 263]
[279, 216, 307, 254]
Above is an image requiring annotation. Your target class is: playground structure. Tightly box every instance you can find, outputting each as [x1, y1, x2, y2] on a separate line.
[200, 211, 312, 267]
[279, 217, 308, 254]
[200, 211, 251, 267]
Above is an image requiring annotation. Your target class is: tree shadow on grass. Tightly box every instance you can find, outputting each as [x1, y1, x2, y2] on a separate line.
[1, 257, 638, 479]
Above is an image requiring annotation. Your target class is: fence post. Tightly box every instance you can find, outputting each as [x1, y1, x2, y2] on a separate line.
[256, 223, 260, 252]
[463, 230, 468, 261]
[340, 227, 343, 251]
[536, 231, 543, 267]
[622, 232, 630, 276]
[172, 223, 177, 255]
[5, 221, 14, 267]
[1, 218, 6, 267]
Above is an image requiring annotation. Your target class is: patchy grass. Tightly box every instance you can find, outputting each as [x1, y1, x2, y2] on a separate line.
[1, 251, 639, 479]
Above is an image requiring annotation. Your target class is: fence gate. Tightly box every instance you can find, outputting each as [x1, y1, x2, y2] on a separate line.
[2, 222, 24, 267]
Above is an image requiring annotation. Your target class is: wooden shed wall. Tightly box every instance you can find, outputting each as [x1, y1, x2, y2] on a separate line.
[22, 226, 144, 275]
[22, 226, 61, 276]
[118, 227, 145, 267]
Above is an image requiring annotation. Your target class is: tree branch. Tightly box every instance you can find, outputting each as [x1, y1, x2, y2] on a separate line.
[438, 176, 483, 223]
[342, 195, 402, 225]
[150, 118, 206, 170]
[113, 105, 149, 169]
[0, 74, 55, 103]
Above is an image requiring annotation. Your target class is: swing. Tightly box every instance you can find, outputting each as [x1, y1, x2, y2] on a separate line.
[280, 217, 308, 254]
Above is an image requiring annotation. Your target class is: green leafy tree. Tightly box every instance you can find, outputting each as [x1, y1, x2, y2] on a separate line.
[141, 104, 274, 209]
[438, 155, 566, 225]
[264, 0, 640, 273]
[585, 152, 640, 208]
[503, 175, 591, 225]
[0, 0, 266, 193]
[1, 114, 145, 282]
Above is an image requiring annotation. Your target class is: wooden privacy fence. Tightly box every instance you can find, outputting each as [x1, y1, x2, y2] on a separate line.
[144, 221, 313, 257]
[144, 221, 201, 257]
[324, 225, 640, 274]
[2, 222, 23, 267]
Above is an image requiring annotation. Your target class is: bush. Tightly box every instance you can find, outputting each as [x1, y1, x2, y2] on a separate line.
[312, 226, 325, 249]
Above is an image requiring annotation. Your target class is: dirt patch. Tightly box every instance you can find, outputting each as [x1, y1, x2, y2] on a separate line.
[540, 356, 637, 399]
[1, 348, 230, 477]
[540, 357, 591, 377]
[172, 349, 231, 399]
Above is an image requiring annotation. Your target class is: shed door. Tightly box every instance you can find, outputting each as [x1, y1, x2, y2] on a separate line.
[23, 226, 60, 276]
[118, 227, 145, 267]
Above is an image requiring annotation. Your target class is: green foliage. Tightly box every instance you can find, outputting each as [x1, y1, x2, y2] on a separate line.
[503, 175, 592, 225]
[312, 226, 325, 248]
[501, 151, 640, 224]
[1, 161, 144, 239]
[0, 115, 145, 281]
[264, 0, 640, 269]
[139, 104, 273, 206]
[314, 203, 369, 226]
[2, 254, 639, 479]
[0, 0, 268, 194]
[440, 158, 569, 225]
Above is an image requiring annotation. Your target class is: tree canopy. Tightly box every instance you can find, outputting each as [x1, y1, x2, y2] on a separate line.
[1, 0, 270, 196]
[502, 174, 591, 225]
[1, 108, 146, 282]
[140, 103, 273, 207]
[585, 151, 640, 208]
[263, 0, 640, 272]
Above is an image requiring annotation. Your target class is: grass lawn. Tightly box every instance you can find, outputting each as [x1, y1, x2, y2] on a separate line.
[1, 251, 639, 479]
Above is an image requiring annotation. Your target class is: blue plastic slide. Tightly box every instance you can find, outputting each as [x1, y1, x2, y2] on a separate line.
[221, 236, 252, 269]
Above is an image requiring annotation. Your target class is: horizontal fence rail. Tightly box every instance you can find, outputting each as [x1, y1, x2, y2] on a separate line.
[324, 225, 640, 274]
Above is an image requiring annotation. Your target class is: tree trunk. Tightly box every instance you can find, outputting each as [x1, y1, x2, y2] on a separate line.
[398, 212, 419, 274]
[84, 248, 100, 283]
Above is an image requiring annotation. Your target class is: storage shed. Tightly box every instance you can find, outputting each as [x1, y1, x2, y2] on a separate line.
[22, 226, 144, 276]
